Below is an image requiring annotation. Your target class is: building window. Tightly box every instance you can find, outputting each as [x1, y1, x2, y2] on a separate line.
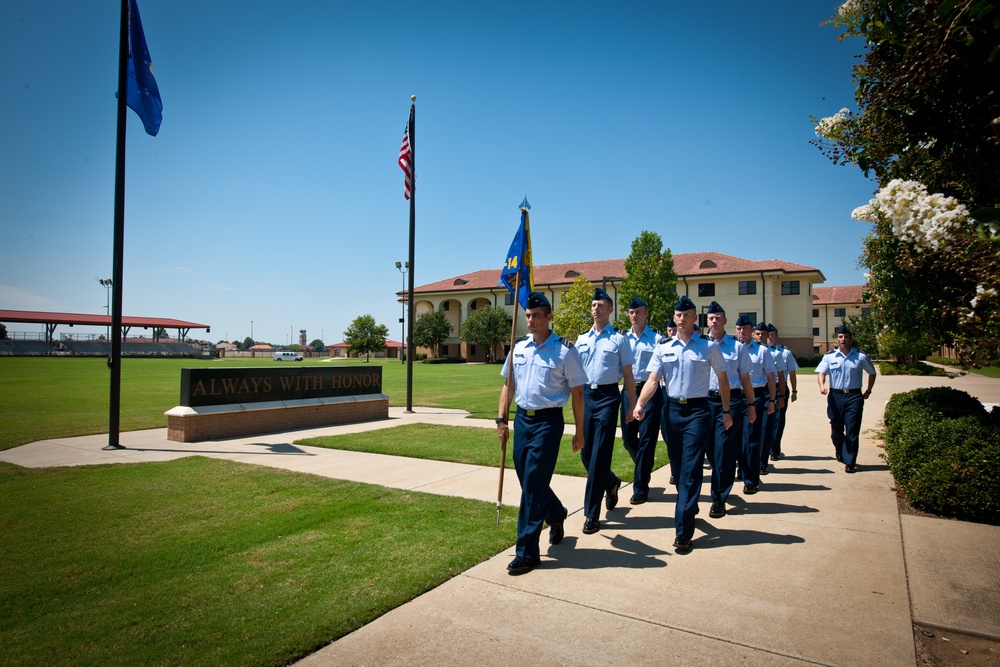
[813, 327, 820, 336]
[738, 280, 756, 295]
[834, 308, 846, 317]
[470, 301, 477, 311]
[470, 345, 477, 356]
[698, 283, 715, 297]
[504, 293, 514, 306]
[442, 302, 450, 311]
[698, 313, 708, 329]
[441, 344, 449, 356]
[781, 280, 800, 295]
[738, 311, 757, 325]
[812, 309, 819, 318]
[861, 308, 870, 317]
[814, 346, 820, 354]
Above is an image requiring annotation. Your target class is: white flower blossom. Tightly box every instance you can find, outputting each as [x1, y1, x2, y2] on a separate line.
[838, 0, 861, 19]
[815, 108, 852, 141]
[851, 179, 969, 252]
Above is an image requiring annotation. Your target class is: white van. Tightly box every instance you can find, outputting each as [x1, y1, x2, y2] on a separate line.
[274, 351, 303, 361]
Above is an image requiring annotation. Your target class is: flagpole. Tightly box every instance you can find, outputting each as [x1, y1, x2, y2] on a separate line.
[497, 271, 522, 524]
[405, 95, 416, 414]
[105, 0, 130, 451]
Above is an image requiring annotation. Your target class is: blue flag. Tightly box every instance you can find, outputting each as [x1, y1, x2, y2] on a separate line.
[499, 206, 534, 309]
[125, 0, 162, 136]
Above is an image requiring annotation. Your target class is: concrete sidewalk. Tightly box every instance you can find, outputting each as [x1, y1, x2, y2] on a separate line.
[2, 373, 999, 665]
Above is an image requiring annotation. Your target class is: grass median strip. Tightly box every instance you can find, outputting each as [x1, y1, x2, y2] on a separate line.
[297, 423, 668, 481]
[0, 457, 518, 666]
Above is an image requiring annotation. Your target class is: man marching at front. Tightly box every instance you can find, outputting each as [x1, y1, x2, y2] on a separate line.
[632, 296, 730, 552]
[576, 288, 636, 534]
[497, 292, 587, 574]
[816, 325, 876, 473]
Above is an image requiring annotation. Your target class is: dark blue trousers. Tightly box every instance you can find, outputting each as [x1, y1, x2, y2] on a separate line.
[761, 402, 780, 468]
[708, 393, 745, 504]
[580, 384, 621, 520]
[772, 393, 789, 457]
[658, 386, 677, 481]
[664, 397, 711, 540]
[740, 390, 768, 487]
[513, 407, 566, 560]
[621, 383, 662, 495]
[827, 391, 864, 466]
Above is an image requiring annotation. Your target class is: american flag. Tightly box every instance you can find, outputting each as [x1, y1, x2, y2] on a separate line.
[398, 105, 414, 200]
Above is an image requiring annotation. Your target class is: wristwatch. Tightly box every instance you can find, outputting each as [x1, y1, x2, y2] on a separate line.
[495, 417, 508, 425]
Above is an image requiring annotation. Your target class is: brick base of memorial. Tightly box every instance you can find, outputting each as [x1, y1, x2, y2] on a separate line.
[164, 366, 388, 442]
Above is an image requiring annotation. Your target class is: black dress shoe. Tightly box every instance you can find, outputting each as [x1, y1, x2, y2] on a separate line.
[759, 465, 769, 475]
[629, 492, 647, 505]
[835, 451, 843, 462]
[582, 517, 600, 534]
[845, 464, 858, 473]
[605, 476, 621, 510]
[549, 508, 568, 545]
[673, 536, 692, 552]
[709, 499, 726, 518]
[772, 451, 783, 460]
[507, 555, 540, 574]
[669, 475, 677, 485]
[743, 483, 758, 495]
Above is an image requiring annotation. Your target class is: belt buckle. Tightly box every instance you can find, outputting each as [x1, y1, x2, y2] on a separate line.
[590, 382, 598, 390]
[679, 397, 687, 405]
[527, 409, 536, 416]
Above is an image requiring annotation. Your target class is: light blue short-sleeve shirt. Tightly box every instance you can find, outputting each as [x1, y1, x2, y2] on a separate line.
[816, 347, 876, 390]
[575, 323, 635, 385]
[646, 334, 728, 399]
[501, 332, 588, 410]
[625, 325, 664, 383]
[709, 334, 751, 391]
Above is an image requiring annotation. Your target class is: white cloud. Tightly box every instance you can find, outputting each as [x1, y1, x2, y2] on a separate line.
[0, 285, 61, 311]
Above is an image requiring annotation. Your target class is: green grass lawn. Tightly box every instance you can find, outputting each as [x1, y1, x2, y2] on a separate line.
[298, 422, 669, 481]
[0, 457, 518, 666]
[0, 357, 509, 450]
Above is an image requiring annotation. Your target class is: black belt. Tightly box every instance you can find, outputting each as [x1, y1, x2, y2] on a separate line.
[667, 396, 707, 406]
[586, 383, 619, 390]
[516, 406, 562, 417]
[634, 380, 648, 389]
[754, 386, 768, 396]
[708, 389, 743, 399]
[833, 388, 862, 394]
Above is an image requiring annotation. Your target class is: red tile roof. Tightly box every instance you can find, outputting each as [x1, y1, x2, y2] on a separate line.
[0, 309, 209, 329]
[812, 285, 866, 305]
[408, 252, 823, 295]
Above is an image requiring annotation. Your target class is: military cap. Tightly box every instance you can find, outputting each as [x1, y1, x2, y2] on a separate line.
[592, 288, 612, 304]
[668, 319, 677, 329]
[674, 295, 696, 312]
[836, 324, 852, 335]
[627, 296, 647, 310]
[525, 291, 550, 310]
[767, 323, 778, 333]
[734, 314, 754, 327]
[754, 322, 768, 332]
[706, 301, 725, 314]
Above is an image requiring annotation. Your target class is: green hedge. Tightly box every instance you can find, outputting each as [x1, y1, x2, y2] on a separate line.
[881, 387, 1000, 524]
[878, 361, 948, 376]
[423, 356, 467, 364]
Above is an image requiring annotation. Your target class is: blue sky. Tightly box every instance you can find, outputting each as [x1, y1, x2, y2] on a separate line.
[1, 1, 875, 346]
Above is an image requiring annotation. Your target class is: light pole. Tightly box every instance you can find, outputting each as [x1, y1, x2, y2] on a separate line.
[396, 261, 408, 363]
[99, 278, 113, 339]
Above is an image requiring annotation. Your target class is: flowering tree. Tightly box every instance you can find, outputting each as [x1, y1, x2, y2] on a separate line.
[813, 0, 1000, 364]
[613, 231, 679, 334]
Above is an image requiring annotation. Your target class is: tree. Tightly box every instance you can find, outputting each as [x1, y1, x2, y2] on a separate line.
[613, 231, 679, 333]
[309, 338, 325, 352]
[460, 306, 511, 363]
[813, 1, 1000, 364]
[412, 311, 452, 358]
[343, 314, 389, 362]
[552, 274, 594, 339]
[240, 336, 254, 351]
[153, 327, 168, 341]
[0, 323, 7, 339]
[842, 312, 879, 358]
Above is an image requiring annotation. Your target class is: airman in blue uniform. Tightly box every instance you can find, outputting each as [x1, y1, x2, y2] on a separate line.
[816, 325, 876, 472]
[633, 295, 731, 552]
[734, 318, 777, 495]
[498, 292, 587, 574]
[705, 302, 757, 518]
[619, 296, 666, 505]
[758, 323, 787, 475]
[767, 325, 799, 460]
[576, 288, 636, 534]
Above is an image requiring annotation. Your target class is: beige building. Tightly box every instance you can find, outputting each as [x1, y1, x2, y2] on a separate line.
[404, 251, 825, 361]
[812, 285, 868, 354]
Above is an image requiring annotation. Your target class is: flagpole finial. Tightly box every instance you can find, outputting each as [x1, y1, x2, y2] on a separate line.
[411, 95, 416, 101]
[519, 196, 531, 211]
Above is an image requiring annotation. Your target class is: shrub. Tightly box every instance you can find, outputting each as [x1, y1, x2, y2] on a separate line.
[423, 356, 467, 365]
[881, 387, 999, 524]
[879, 361, 947, 376]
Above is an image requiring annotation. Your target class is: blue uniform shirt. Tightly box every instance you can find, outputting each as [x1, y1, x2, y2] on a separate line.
[624, 325, 664, 383]
[575, 323, 634, 385]
[646, 334, 728, 399]
[708, 334, 751, 391]
[768, 345, 788, 375]
[501, 332, 588, 410]
[780, 345, 799, 372]
[745, 340, 777, 388]
[816, 347, 876, 390]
